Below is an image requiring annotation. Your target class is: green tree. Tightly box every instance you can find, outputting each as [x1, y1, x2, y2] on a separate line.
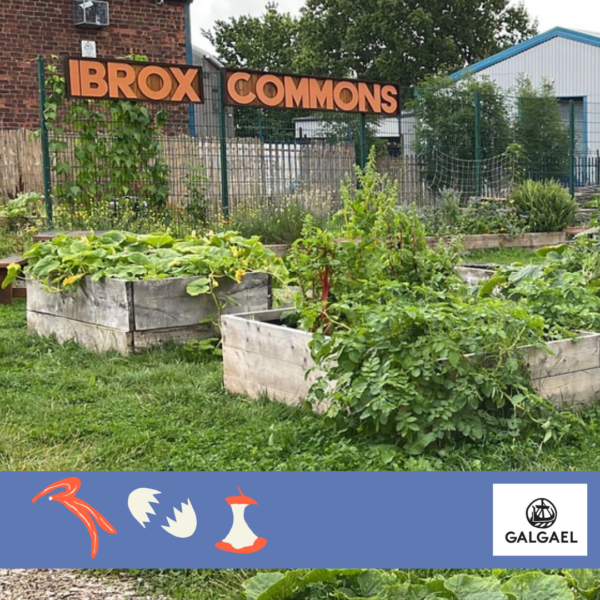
[295, 0, 537, 90]
[412, 76, 512, 194]
[513, 77, 570, 181]
[203, 3, 302, 142]
[202, 3, 299, 72]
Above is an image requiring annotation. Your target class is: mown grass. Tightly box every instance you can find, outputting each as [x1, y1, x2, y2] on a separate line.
[4, 300, 600, 475]
[3, 300, 600, 598]
[465, 247, 544, 265]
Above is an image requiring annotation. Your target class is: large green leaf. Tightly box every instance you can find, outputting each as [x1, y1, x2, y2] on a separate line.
[1, 263, 21, 289]
[186, 277, 211, 297]
[444, 575, 502, 599]
[244, 569, 365, 600]
[563, 569, 600, 598]
[387, 582, 449, 600]
[536, 244, 569, 258]
[355, 571, 397, 597]
[478, 274, 506, 297]
[244, 573, 285, 600]
[500, 572, 574, 600]
[507, 263, 542, 284]
[137, 233, 174, 248]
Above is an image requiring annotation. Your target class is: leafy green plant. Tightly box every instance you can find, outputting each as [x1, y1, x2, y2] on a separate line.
[43, 57, 172, 229]
[510, 179, 578, 233]
[243, 569, 584, 600]
[514, 77, 570, 182]
[478, 238, 600, 339]
[0, 192, 45, 232]
[289, 152, 578, 452]
[184, 166, 210, 228]
[291, 153, 461, 333]
[3, 231, 288, 308]
[230, 199, 332, 245]
[309, 287, 557, 452]
[423, 191, 527, 236]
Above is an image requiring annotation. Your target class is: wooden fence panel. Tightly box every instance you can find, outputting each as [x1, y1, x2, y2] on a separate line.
[0, 129, 43, 197]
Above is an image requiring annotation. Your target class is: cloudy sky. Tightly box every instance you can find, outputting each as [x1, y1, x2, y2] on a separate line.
[190, 0, 600, 53]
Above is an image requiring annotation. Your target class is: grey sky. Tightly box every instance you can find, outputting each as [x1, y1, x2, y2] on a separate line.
[190, 0, 600, 53]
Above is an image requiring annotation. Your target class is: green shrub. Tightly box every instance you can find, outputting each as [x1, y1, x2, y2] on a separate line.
[510, 179, 578, 232]
[422, 189, 527, 236]
[293, 151, 574, 453]
[230, 200, 332, 245]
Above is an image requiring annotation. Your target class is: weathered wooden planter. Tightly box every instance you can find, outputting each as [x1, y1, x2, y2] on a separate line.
[455, 265, 496, 287]
[223, 309, 600, 409]
[426, 231, 567, 251]
[27, 273, 270, 354]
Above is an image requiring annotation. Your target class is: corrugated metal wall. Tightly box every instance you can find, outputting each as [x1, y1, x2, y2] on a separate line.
[477, 37, 600, 153]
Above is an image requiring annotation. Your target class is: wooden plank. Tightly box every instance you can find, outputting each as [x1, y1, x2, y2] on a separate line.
[27, 279, 132, 330]
[27, 311, 133, 354]
[427, 232, 568, 251]
[132, 273, 269, 331]
[133, 323, 215, 350]
[0, 255, 26, 268]
[455, 266, 495, 287]
[222, 313, 314, 365]
[264, 244, 290, 258]
[222, 311, 600, 410]
[223, 345, 322, 402]
[525, 334, 600, 380]
[532, 367, 600, 407]
[224, 375, 302, 407]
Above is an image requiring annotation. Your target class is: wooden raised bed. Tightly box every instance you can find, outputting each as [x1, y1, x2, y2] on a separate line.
[261, 231, 568, 257]
[222, 309, 600, 409]
[455, 265, 496, 287]
[426, 231, 567, 250]
[27, 273, 270, 354]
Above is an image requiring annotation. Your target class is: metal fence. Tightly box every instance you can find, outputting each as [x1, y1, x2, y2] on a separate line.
[37, 61, 374, 234]
[4, 60, 600, 233]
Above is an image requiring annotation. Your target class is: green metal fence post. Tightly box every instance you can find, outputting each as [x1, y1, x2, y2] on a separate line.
[218, 71, 230, 218]
[358, 113, 367, 170]
[37, 56, 53, 228]
[569, 99, 576, 197]
[474, 91, 482, 199]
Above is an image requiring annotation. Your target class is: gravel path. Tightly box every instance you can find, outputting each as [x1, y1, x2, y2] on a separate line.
[0, 570, 167, 600]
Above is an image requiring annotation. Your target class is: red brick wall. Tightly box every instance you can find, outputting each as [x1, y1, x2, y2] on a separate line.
[0, 0, 190, 129]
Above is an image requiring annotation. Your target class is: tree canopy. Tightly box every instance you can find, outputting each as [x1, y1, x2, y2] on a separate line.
[202, 2, 300, 72]
[203, 0, 537, 91]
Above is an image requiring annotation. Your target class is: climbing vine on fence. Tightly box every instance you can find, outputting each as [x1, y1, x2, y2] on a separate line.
[43, 56, 172, 226]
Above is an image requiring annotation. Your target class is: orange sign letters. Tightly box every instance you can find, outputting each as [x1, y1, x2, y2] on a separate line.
[66, 58, 204, 103]
[224, 69, 400, 115]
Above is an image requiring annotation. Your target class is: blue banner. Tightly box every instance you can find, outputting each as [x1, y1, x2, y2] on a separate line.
[1, 471, 597, 568]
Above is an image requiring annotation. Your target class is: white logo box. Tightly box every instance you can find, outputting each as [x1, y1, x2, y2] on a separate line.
[493, 484, 588, 556]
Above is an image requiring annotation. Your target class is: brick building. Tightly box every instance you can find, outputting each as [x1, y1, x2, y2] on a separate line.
[0, 0, 193, 129]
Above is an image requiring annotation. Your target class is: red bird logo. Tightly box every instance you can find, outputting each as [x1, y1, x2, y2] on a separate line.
[32, 477, 117, 558]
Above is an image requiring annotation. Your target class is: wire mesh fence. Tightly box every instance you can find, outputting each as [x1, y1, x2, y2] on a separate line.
[4, 59, 600, 236]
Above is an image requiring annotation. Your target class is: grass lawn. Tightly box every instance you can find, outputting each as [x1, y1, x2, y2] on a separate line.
[465, 247, 544, 265]
[3, 299, 600, 598]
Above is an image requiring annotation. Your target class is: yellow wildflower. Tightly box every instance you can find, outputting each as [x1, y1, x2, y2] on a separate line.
[62, 274, 83, 287]
[235, 268, 245, 282]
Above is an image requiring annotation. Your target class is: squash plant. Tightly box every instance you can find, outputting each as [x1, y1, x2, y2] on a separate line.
[2, 230, 288, 308]
[243, 568, 596, 600]
[478, 238, 600, 340]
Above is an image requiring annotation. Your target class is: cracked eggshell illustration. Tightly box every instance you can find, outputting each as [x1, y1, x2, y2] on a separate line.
[162, 500, 197, 538]
[128, 488, 161, 528]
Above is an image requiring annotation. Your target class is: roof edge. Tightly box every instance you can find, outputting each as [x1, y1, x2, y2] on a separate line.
[450, 27, 600, 81]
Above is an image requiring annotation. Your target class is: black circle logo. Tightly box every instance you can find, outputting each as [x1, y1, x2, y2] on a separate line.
[526, 498, 557, 529]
